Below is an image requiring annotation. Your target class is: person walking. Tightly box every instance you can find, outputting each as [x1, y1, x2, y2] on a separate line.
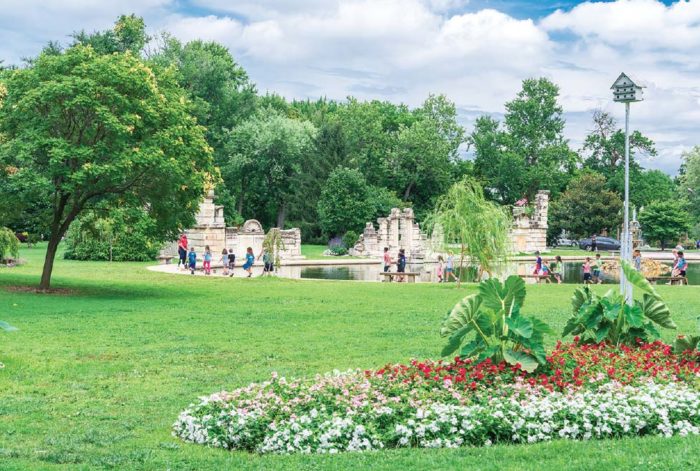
[259, 248, 274, 276]
[550, 255, 563, 284]
[436, 255, 444, 283]
[227, 249, 236, 277]
[188, 246, 197, 275]
[203, 246, 212, 275]
[592, 253, 603, 284]
[674, 251, 687, 279]
[591, 234, 598, 252]
[445, 251, 458, 282]
[220, 248, 229, 276]
[177, 233, 188, 270]
[533, 251, 542, 275]
[582, 257, 592, 284]
[243, 247, 255, 278]
[383, 247, 393, 273]
[396, 249, 407, 282]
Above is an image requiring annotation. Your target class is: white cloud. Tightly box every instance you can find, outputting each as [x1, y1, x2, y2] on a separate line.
[1, 0, 699, 174]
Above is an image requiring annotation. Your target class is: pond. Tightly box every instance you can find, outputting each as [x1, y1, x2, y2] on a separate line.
[277, 261, 700, 285]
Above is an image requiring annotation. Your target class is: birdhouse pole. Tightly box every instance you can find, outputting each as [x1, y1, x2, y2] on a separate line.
[611, 73, 643, 305]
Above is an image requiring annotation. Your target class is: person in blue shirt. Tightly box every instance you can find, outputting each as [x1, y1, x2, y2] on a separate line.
[188, 247, 197, 275]
[396, 249, 407, 282]
[675, 251, 687, 277]
[203, 246, 213, 276]
[243, 247, 255, 278]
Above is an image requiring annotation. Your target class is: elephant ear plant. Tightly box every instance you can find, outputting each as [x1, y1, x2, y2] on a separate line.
[440, 275, 553, 373]
[562, 260, 676, 345]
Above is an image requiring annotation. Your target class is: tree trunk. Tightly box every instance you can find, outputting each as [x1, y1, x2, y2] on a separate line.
[276, 204, 287, 229]
[403, 182, 414, 201]
[39, 233, 62, 291]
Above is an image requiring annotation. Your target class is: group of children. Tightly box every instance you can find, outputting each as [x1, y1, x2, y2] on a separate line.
[176, 234, 273, 278]
[435, 252, 458, 283]
[533, 252, 564, 284]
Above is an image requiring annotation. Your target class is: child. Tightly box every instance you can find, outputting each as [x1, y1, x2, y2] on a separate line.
[592, 253, 603, 284]
[203, 245, 212, 275]
[383, 247, 393, 273]
[243, 247, 254, 278]
[633, 249, 642, 271]
[675, 251, 687, 278]
[220, 248, 229, 276]
[582, 257, 592, 284]
[227, 249, 236, 277]
[436, 255, 444, 283]
[177, 233, 188, 270]
[188, 247, 197, 275]
[533, 251, 542, 275]
[550, 255, 563, 284]
[259, 249, 274, 276]
[445, 251, 458, 282]
[396, 249, 407, 282]
[540, 259, 551, 283]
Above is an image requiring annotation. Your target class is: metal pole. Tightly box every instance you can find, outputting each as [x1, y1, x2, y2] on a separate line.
[622, 101, 633, 304]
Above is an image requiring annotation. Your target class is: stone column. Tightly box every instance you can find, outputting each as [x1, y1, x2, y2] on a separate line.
[389, 208, 401, 254]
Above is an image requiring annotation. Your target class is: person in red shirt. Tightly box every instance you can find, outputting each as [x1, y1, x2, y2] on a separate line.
[383, 247, 393, 273]
[177, 233, 188, 270]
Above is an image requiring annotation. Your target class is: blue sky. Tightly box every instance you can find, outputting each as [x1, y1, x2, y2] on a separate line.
[2, 0, 699, 174]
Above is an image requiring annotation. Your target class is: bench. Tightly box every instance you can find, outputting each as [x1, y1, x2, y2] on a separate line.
[518, 274, 552, 283]
[157, 255, 175, 265]
[379, 272, 419, 283]
[645, 276, 688, 286]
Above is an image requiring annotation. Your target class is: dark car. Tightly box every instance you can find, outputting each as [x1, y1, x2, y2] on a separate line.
[578, 237, 621, 251]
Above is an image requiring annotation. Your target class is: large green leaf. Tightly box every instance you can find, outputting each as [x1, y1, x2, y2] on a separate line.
[479, 275, 525, 314]
[623, 304, 644, 328]
[530, 317, 555, 336]
[621, 259, 660, 300]
[441, 325, 473, 357]
[440, 294, 482, 337]
[595, 325, 611, 343]
[582, 302, 604, 330]
[673, 335, 700, 354]
[639, 293, 676, 330]
[506, 315, 533, 339]
[571, 287, 590, 316]
[459, 338, 486, 358]
[504, 349, 539, 373]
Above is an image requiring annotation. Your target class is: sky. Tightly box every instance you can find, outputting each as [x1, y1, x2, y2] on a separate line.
[1, 0, 698, 175]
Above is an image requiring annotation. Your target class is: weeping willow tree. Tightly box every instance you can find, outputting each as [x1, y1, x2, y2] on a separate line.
[262, 228, 286, 270]
[426, 178, 511, 286]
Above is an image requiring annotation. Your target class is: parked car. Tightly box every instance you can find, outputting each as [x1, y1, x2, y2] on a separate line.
[578, 237, 621, 251]
[554, 237, 578, 247]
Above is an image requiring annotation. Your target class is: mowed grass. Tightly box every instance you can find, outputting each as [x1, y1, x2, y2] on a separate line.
[1, 244, 700, 470]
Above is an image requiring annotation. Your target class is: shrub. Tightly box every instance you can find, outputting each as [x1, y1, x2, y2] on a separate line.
[440, 275, 553, 372]
[0, 226, 20, 261]
[342, 230, 359, 250]
[562, 260, 676, 345]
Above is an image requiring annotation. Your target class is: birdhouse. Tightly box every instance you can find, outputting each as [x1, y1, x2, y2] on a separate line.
[611, 72, 643, 102]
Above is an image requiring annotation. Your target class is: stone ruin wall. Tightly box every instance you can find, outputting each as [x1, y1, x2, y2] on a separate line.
[351, 208, 430, 260]
[510, 190, 549, 253]
[159, 191, 302, 262]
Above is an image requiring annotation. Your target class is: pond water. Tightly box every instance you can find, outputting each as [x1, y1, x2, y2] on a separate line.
[277, 261, 700, 285]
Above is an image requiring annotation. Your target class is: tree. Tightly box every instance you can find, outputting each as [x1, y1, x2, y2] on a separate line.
[221, 111, 316, 228]
[0, 45, 214, 290]
[72, 14, 149, 54]
[638, 200, 691, 250]
[0, 226, 19, 261]
[680, 146, 700, 220]
[426, 178, 511, 285]
[317, 167, 374, 237]
[470, 78, 577, 204]
[548, 173, 623, 241]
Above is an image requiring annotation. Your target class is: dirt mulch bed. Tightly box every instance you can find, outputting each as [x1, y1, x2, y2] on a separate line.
[3, 285, 79, 296]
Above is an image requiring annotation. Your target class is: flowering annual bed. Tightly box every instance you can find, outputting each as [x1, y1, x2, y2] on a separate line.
[173, 342, 700, 454]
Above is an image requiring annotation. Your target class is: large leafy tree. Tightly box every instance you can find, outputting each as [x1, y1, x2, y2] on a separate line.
[0, 45, 214, 290]
[470, 78, 577, 204]
[221, 111, 316, 228]
[638, 200, 692, 250]
[680, 145, 700, 221]
[548, 172, 623, 241]
[317, 167, 374, 237]
[72, 14, 149, 55]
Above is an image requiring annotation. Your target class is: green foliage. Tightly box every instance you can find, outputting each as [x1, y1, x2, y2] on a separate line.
[63, 208, 162, 262]
[317, 167, 374, 237]
[548, 172, 623, 240]
[440, 275, 552, 372]
[342, 231, 359, 250]
[262, 228, 285, 269]
[0, 226, 20, 261]
[471, 78, 577, 204]
[72, 14, 149, 54]
[673, 317, 700, 354]
[0, 44, 214, 288]
[680, 146, 700, 221]
[427, 178, 511, 282]
[562, 261, 676, 346]
[639, 200, 692, 249]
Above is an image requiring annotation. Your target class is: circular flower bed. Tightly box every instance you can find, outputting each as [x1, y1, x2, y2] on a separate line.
[173, 342, 700, 454]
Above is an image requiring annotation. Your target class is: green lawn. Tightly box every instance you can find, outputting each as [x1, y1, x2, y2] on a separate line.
[300, 244, 366, 260]
[1, 244, 700, 470]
